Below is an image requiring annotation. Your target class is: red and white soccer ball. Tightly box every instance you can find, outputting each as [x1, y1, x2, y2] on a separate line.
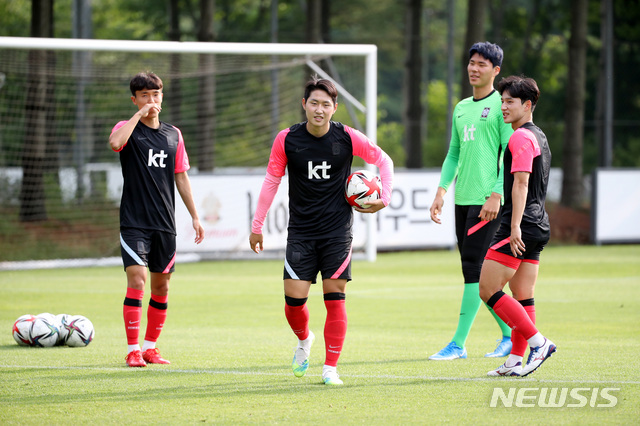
[345, 169, 382, 208]
[64, 315, 95, 347]
[12, 314, 37, 346]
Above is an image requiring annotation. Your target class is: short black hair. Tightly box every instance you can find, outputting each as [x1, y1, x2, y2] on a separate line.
[497, 75, 540, 108]
[129, 72, 163, 96]
[469, 41, 504, 68]
[303, 75, 338, 105]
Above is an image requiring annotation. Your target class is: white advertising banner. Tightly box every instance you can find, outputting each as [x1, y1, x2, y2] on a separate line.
[593, 168, 640, 244]
[175, 171, 456, 255]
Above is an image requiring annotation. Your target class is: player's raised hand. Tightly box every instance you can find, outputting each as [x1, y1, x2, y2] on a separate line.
[250, 232, 263, 254]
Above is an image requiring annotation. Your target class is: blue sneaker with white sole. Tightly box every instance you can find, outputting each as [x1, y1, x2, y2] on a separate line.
[485, 336, 513, 358]
[428, 341, 467, 360]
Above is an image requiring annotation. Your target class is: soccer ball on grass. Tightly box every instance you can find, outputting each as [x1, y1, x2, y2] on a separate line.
[64, 315, 94, 347]
[12, 314, 37, 346]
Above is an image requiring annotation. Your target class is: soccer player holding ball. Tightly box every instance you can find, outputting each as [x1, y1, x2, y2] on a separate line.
[109, 72, 204, 367]
[480, 75, 555, 377]
[249, 77, 394, 385]
[429, 42, 515, 360]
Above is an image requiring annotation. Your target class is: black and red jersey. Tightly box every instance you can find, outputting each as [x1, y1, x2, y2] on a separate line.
[266, 121, 392, 240]
[502, 122, 551, 233]
[111, 120, 190, 234]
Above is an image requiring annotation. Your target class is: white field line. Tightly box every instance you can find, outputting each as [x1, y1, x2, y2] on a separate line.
[1, 364, 639, 385]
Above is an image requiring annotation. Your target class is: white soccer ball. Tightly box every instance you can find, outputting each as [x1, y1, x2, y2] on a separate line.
[345, 169, 382, 208]
[64, 315, 94, 347]
[36, 312, 56, 323]
[12, 314, 37, 346]
[30, 316, 60, 347]
[54, 314, 73, 346]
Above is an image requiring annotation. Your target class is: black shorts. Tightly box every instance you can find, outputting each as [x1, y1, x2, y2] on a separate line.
[284, 237, 353, 284]
[455, 204, 503, 283]
[485, 223, 549, 269]
[120, 227, 176, 274]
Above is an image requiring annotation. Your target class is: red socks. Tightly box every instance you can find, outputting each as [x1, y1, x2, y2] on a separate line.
[511, 300, 536, 357]
[489, 291, 538, 341]
[145, 294, 168, 343]
[123, 289, 169, 345]
[123, 288, 144, 345]
[324, 293, 347, 367]
[284, 296, 310, 341]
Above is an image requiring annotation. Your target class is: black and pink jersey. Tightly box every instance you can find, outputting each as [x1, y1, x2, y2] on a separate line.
[502, 122, 551, 233]
[111, 121, 190, 234]
[266, 121, 392, 240]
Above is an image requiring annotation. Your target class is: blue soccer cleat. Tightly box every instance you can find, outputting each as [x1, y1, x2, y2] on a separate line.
[428, 341, 467, 360]
[485, 336, 513, 358]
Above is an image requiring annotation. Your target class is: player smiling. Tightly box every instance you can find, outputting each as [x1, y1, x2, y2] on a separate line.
[249, 76, 394, 385]
[480, 75, 556, 377]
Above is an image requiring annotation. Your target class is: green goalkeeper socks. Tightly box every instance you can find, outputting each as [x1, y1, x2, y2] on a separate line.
[451, 282, 482, 348]
[486, 303, 512, 337]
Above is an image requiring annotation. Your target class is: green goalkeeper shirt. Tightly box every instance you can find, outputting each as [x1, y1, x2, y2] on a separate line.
[439, 90, 513, 205]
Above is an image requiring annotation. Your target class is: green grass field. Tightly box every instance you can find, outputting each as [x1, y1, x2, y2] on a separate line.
[1, 245, 639, 424]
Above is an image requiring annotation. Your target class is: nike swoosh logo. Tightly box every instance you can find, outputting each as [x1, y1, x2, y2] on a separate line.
[295, 147, 309, 153]
[329, 345, 341, 349]
[128, 320, 140, 325]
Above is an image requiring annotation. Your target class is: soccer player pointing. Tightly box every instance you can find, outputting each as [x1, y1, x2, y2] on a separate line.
[250, 77, 394, 385]
[480, 75, 556, 377]
[109, 72, 204, 367]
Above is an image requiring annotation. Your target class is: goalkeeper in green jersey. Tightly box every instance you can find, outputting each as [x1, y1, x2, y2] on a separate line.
[428, 42, 514, 360]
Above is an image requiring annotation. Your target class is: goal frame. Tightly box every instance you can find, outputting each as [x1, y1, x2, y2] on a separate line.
[0, 36, 379, 261]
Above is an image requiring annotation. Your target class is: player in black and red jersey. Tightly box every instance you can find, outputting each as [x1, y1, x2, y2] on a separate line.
[479, 75, 556, 377]
[109, 72, 204, 367]
[249, 76, 394, 385]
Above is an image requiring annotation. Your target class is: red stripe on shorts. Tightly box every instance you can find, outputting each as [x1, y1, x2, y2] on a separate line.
[467, 220, 489, 236]
[162, 252, 176, 274]
[331, 247, 353, 279]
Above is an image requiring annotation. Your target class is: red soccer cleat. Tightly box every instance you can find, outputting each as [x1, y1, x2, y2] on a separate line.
[125, 350, 147, 367]
[142, 348, 171, 364]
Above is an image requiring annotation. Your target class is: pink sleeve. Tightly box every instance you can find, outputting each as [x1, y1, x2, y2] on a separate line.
[509, 128, 540, 173]
[266, 129, 290, 177]
[251, 173, 283, 234]
[110, 121, 128, 152]
[347, 126, 394, 206]
[173, 126, 190, 173]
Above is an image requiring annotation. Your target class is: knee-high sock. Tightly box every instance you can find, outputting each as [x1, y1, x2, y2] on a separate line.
[511, 299, 536, 357]
[284, 296, 309, 341]
[487, 291, 538, 340]
[123, 288, 144, 345]
[485, 303, 512, 337]
[324, 293, 347, 367]
[452, 282, 481, 347]
[144, 294, 168, 343]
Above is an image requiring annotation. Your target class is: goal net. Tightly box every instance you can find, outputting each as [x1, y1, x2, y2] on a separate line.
[0, 37, 378, 268]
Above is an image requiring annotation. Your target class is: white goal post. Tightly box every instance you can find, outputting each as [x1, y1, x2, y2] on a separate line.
[0, 37, 380, 262]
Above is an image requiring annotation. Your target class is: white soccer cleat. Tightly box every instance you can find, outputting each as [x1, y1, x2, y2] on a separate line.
[521, 338, 557, 377]
[487, 361, 522, 377]
[322, 369, 343, 386]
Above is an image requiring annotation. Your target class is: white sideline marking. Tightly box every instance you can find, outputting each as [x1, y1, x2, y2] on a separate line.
[1, 364, 639, 385]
